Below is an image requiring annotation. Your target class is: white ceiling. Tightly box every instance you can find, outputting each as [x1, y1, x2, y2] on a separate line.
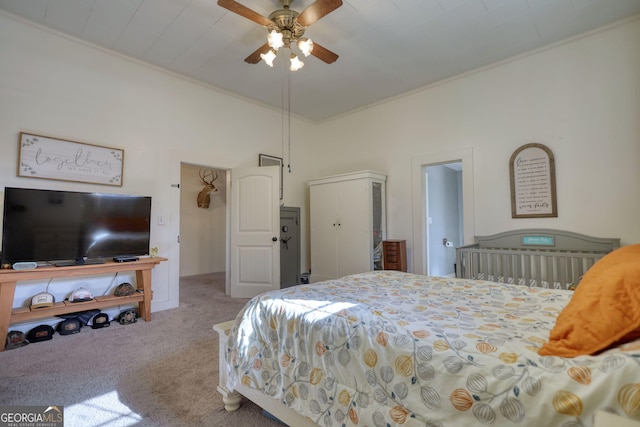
[2, 0, 639, 122]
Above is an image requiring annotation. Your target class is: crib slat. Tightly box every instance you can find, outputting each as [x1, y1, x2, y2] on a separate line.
[483, 252, 489, 279]
[535, 255, 542, 286]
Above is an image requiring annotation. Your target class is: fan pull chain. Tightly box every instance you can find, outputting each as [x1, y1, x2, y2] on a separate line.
[281, 59, 292, 174]
[287, 70, 291, 173]
[281, 58, 286, 169]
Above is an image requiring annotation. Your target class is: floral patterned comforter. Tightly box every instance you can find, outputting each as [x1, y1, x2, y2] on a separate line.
[224, 271, 640, 426]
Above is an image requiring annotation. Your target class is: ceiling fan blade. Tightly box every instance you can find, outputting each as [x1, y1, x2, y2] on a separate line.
[296, 0, 343, 27]
[217, 0, 272, 27]
[244, 43, 271, 64]
[310, 42, 339, 64]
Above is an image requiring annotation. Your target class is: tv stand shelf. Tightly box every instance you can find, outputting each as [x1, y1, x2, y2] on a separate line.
[0, 257, 167, 351]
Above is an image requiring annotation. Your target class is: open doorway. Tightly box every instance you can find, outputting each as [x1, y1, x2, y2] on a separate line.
[179, 163, 227, 277]
[425, 162, 462, 277]
[411, 148, 474, 276]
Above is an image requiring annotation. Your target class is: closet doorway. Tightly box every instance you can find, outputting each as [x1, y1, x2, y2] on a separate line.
[179, 163, 227, 277]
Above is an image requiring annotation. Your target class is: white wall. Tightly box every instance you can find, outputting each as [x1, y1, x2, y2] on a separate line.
[0, 12, 317, 328]
[311, 17, 640, 271]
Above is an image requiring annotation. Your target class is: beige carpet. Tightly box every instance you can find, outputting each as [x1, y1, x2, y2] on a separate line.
[0, 272, 286, 427]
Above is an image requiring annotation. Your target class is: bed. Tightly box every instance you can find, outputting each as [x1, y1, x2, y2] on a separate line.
[455, 229, 620, 289]
[214, 244, 640, 427]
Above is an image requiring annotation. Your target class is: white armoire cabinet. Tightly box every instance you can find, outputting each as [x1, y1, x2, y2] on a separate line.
[309, 171, 386, 283]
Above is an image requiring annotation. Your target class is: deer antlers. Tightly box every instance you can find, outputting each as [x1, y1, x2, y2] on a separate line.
[197, 169, 219, 208]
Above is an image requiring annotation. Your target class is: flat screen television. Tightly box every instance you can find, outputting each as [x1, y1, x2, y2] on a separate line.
[1, 187, 151, 266]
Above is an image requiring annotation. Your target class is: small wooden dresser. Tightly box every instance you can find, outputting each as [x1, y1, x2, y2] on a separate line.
[382, 240, 407, 272]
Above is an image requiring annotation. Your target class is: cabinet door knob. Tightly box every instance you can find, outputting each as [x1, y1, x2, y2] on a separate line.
[272, 237, 278, 242]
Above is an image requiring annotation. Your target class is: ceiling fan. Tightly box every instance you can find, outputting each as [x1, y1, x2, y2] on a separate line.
[218, 0, 343, 69]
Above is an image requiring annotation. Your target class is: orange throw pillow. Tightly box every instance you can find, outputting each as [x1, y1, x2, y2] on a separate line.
[538, 244, 640, 357]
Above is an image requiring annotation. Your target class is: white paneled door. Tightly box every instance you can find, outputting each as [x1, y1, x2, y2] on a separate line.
[230, 166, 280, 298]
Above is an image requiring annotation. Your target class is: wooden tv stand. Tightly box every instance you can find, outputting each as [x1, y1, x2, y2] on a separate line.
[0, 257, 167, 351]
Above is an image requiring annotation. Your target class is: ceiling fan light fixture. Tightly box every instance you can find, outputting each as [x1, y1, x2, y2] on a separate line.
[219, 0, 342, 68]
[298, 38, 313, 57]
[289, 53, 304, 71]
[267, 29, 284, 50]
[260, 49, 277, 67]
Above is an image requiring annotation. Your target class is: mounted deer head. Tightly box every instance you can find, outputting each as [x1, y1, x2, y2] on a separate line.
[197, 169, 219, 208]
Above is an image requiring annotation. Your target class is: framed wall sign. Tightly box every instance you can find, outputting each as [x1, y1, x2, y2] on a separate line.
[258, 153, 283, 199]
[509, 143, 557, 218]
[18, 132, 124, 186]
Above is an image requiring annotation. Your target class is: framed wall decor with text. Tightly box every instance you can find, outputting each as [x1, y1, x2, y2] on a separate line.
[509, 143, 557, 218]
[18, 132, 124, 186]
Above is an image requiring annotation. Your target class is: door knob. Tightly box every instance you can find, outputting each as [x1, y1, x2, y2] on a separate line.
[272, 237, 278, 242]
